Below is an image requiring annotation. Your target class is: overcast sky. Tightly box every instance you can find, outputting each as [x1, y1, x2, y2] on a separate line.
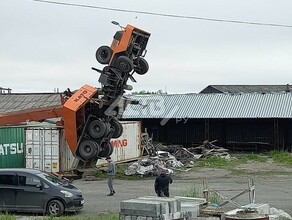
[1, 0, 292, 94]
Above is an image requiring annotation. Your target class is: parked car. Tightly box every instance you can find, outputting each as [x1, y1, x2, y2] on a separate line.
[0, 168, 84, 216]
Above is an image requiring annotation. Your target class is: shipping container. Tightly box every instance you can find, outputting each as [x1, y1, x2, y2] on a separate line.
[0, 126, 25, 168]
[96, 121, 141, 166]
[59, 129, 75, 172]
[25, 128, 60, 173]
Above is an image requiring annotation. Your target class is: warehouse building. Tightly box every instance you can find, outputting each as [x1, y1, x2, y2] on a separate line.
[122, 91, 292, 151]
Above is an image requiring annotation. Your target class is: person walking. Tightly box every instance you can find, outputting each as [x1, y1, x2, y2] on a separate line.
[154, 170, 173, 197]
[105, 156, 116, 196]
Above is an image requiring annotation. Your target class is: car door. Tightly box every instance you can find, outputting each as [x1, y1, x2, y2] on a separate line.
[15, 173, 46, 211]
[0, 172, 17, 211]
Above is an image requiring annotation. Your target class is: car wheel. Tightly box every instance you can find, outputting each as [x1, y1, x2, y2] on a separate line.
[96, 46, 112, 64]
[115, 56, 133, 73]
[135, 57, 149, 75]
[78, 140, 99, 160]
[110, 119, 123, 138]
[98, 142, 114, 157]
[47, 199, 64, 217]
[88, 120, 107, 138]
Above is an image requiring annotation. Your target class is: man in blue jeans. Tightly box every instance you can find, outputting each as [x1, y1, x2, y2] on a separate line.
[105, 156, 116, 196]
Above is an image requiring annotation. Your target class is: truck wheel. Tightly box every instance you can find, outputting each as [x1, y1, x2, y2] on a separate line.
[47, 199, 64, 217]
[96, 46, 112, 64]
[111, 119, 123, 138]
[78, 140, 98, 160]
[135, 57, 149, 75]
[115, 56, 133, 73]
[88, 120, 107, 138]
[98, 143, 113, 157]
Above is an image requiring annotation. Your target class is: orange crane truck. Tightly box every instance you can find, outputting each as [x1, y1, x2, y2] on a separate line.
[0, 22, 151, 170]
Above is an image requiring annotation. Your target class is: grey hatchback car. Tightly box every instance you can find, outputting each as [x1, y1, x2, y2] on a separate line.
[0, 168, 84, 216]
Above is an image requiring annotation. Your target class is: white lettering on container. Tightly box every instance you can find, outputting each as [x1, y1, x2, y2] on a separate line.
[0, 143, 24, 156]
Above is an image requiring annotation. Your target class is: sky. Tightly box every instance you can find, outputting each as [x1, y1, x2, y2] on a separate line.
[1, 0, 292, 94]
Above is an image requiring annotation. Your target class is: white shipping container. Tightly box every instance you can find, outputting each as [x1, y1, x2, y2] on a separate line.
[96, 121, 141, 166]
[25, 128, 60, 173]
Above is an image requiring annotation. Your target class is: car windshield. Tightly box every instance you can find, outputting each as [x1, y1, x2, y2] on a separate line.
[36, 172, 65, 186]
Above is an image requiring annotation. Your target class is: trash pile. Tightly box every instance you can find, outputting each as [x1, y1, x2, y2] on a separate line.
[124, 151, 183, 176]
[174, 140, 231, 162]
[124, 134, 231, 176]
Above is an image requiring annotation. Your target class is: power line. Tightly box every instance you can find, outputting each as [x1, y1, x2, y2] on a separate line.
[31, 0, 292, 28]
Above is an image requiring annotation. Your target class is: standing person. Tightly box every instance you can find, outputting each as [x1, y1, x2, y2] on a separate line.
[154, 170, 173, 197]
[105, 156, 116, 196]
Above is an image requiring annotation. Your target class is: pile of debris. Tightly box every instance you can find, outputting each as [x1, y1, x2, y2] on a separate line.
[124, 151, 183, 176]
[125, 133, 231, 176]
[174, 140, 231, 162]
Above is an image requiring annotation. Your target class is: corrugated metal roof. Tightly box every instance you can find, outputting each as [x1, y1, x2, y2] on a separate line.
[200, 85, 292, 94]
[0, 93, 62, 114]
[122, 92, 292, 119]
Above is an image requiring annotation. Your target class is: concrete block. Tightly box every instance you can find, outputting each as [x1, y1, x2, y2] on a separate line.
[181, 202, 200, 218]
[138, 196, 181, 213]
[241, 203, 270, 215]
[119, 214, 125, 220]
[269, 214, 280, 220]
[136, 217, 147, 220]
[120, 199, 169, 217]
[162, 211, 186, 220]
[174, 196, 207, 204]
[174, 196, 207, 217]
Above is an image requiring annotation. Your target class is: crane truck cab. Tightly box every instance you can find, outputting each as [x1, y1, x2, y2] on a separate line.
[95, 22, 151, 75]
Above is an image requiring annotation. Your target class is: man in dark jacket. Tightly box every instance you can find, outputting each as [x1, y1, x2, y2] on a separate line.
[154, 170, 173, 197]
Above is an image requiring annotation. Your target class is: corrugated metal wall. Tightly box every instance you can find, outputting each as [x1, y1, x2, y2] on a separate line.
[136, 118, 292, 151]
[226, 119, 273, 143]
[0, 127, 25, 168]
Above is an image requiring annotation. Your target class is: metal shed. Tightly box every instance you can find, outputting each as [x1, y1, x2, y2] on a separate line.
[122, 92, 292, 151]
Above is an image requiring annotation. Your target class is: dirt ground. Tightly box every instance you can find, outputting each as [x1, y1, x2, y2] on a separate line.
[73, 160, 292, 217]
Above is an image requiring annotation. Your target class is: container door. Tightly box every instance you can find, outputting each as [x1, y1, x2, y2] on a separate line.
[26, 128, 60, 172]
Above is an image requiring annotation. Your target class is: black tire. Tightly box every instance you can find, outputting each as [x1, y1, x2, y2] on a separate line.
[78, 140, 99, 160]
[115, 56, 133, 73]
[135, 57, 149, 75]
[111, 119, 123, 138]
[88, 120, 106, 138]
[96, 46, 112, 64]
[47, 199, 64, 217]
[98, 142, 114, 157]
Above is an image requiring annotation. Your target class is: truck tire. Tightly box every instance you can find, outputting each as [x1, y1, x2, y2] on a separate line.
[115, 56, 133, 73]
[96, 46, 112, 64]
[98, 142, 113, 157]
[110, 119, 123, 138]
[78, 140, 99, 160]
[47, 199, 64, 217]
[88, 120, 107, 139]
[135, 57, 149, 75]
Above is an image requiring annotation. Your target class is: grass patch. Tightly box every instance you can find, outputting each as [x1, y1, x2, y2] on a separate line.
[265, 150, 292, 165]
[182, 182, 222, 204]
[0, 214, 16, 220]
[197, 152, 272, 169]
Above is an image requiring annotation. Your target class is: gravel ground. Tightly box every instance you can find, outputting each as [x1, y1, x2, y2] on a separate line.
[74, 163, 292, 217]
[14, 161, 292, 218]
